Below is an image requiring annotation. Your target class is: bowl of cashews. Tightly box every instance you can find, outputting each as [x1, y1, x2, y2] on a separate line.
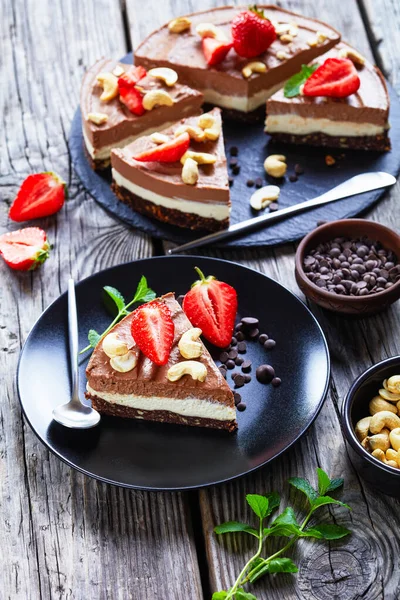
[342, 356, 400, 497]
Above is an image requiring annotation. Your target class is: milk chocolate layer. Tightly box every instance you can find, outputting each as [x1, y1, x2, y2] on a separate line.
[81, 59, 203, 152]
[111, 108, 230, 205]
[86, 293, 235, 409]
[134, 5, 340, 107]
[266, 43, 389, 126]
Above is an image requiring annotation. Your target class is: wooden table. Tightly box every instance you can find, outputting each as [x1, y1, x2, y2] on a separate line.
[2, 1, 399, 598]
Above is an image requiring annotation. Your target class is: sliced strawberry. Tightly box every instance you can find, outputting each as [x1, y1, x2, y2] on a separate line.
[182, 267, 237, 348]
[118, 66, 147, 115]
[231, 7, 276, 58]
[130, 300, 174, 366]
[133, 132, 190, 163]
[0, 227, 50, 271]
[202, 38, 233, 66]
[303, 58, 360, 98]
[9, 172, 67, 222]
[118, 65, 147, 89]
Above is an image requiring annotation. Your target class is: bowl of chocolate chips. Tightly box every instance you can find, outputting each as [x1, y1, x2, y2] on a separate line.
[295, 219, 400, 315]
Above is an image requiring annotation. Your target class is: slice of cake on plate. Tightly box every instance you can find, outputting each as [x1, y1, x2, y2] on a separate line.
[265, 43, 390, 151]
[111, 107, 230, 231]
[134, 5, 340, 120]
[86, 293, 237, 432]
[80, 59, 204, 169]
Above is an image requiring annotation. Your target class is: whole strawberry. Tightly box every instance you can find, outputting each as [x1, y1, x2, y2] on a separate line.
[231, 6, 276, 58]
[183, 267, 237, 348]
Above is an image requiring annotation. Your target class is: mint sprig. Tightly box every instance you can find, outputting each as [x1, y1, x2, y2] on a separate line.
[283, 63, 319, 98]
[212, 467, 351, 599]
[80, 275, 156, 354]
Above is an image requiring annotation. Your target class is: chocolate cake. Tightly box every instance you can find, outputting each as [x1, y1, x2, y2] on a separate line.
[111, 108, 231, 231]
[86, 293, 237, 431]
[81, 59, 204, 169]
[265, 43, 390, 151]
[134, 5, 341, 120]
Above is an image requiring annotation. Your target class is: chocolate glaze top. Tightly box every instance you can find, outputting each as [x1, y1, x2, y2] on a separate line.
[267, 43, 389, 126]
[80, 58, 203, 149]
[86, 293, 235, 408]
[135, 5, 341, 97]
[111, 108, 230, 204]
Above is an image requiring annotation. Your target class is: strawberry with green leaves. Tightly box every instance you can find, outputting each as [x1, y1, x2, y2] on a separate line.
[231, 6, 276, 58]
[183, 267, 237, 348]
[303, 58, 360, 98]
[130, 300, 174, 366]
[0, 227, 50, 271]
[9, 172, 67, 222]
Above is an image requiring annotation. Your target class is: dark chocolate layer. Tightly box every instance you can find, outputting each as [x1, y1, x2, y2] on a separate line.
[269, 131, 390, 151]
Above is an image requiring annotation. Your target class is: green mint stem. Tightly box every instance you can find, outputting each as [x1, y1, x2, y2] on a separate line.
[225, 518, 264, 600]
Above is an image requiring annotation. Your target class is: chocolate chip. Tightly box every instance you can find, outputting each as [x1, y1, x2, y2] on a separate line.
[247, 328, 259, 340]
[264, 339, 276, 350]
[228, 176, 234, 187]
[228, 349, 238, 360]
[235, 375, 245, 388]
[272, 377, 281, 387]
[235, 356, 244, 366]
[235, 322, 243, 332]
[230, 336, 237, 347]
[269, 203, 279, 212]
[237, 402, 246, 411]
[241, 360, 252, 372]
[244, 375, 251, 383]
[219, 351, 229, 363]
[294, 164, 304, 175]
[246, 179, 255, 187]
[256, 364, 275, 383]
[229, 157, 238, 167]
[231, 372, 239, 381]
[234, 392, 242, 405]
[258, 333, 269, 344]
[219, 366, 227, 378]
[236, 331, 245, 341]
[241, 317, 259, 327]
[289, 174, 298, 182]
[255, 177, 264, 188]
[226, 359, 235, 370]
[232, 164, 240, 175]
[237, 341, 247, 353]
[229, 146, 238, 156]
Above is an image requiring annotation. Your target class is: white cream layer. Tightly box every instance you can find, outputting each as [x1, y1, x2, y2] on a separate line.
[83, 122, 177, 161]
[87, 384, 236, 421]
[265, 114, 386, 137]
[112, 169, 230, 221]
[203, 82, 283, 112]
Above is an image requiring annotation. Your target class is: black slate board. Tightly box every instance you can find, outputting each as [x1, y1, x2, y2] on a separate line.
[70, 52, 400, 248]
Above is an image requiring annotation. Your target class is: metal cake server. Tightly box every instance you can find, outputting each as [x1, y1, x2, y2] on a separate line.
[168, 172, 396, 254]
[52, 279, 101, 429]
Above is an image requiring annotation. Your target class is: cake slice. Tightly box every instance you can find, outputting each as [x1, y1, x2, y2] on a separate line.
[81, 59, 204, 169]
[111, 108, 230, 231]
[134, 5, 340, 120]
[86, 293, 237, 431]
[265, 43, 390, 151]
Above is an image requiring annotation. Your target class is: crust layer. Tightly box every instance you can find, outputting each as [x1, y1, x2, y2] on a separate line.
[88, 394, 238, 432]
[268, 131, 391, 151]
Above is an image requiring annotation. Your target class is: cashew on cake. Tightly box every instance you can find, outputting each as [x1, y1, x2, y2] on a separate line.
[85, 293, 237, 432]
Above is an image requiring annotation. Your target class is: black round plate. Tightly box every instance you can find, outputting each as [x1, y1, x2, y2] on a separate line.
[17, 257, 330, 491]
[69, 53, 400, 248]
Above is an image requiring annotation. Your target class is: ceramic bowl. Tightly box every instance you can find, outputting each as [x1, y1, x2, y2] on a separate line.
[295, 219, 400, 315]
[342, 356, 400, 497]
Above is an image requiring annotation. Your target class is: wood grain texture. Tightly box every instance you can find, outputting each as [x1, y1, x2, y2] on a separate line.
[0, 0, 202, 599]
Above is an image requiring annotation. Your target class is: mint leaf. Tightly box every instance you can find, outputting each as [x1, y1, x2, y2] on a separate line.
[271, 507, 298, 527]
[103, 286, 125, 313]
[214, 521, 258, 537]
[311, 496, 351, 511]
[288, 477, 319, 504]
[267, 558, 298, 574]
[246, 494, 269, 519]
[326, 478, 344, 493]
[264, 492, 280, 517]
[88, 329, 101, 347]
[212, 592, 228, 600]
[236, 589, 259, 600]
[304, 524, 350, 540]
[133, 275, 156, 304]
[317, 468, 331, 496]
[283, 63, 318, 97]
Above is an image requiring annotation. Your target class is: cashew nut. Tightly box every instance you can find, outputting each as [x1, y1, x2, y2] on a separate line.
[355, 416, 372, 441]
[369, 411, 400, 434]
[386, 448, 399, 464]
[372, 448, 386, 462]
[168, 17, 191, 33]
[96, 72, 119, 102]
[195, 22, 227, 41]
[198, 114, 221, 141]
[368, 429, 390, 452]
[280, 34, 293, 44]
[369, 395, 397, 415]
[181, 157, 199, 185]
[264, 154, 287, 178]
[274, 23, 291, 35]
[150, 132, 170, 145]
[361, 437, 370, 450]
[289, 24, 298, 37]
[178, 328, 203, 359]
[167, 361, 207, 382]
[242, 61, 267, 79]
[110, 351, 138, 373]
[386, 460, 398, 469]
[180, 151, 216, 165]
[142, 89, 174, 111]
[316, 31, 327, 44]
[175, 125, 206, 142]
[276, 51, 289, 60]
[338, 47, 365, 67]
[379, 388, 400, 402]
[112, 65, 125, 77]
[250, 186, 280, 210]
[102, 332, 129, 358]
[87, 112, 108, 125]
[307, 38, 318, 48]
[148, 67, 178, 87]
[385, 375, 400, 394]
[389, 428, 400, 451]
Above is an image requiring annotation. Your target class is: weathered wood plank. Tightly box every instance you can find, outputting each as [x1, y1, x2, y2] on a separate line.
[0, 0, 203, 599]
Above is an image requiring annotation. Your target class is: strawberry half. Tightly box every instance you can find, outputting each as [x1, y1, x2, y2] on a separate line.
[303, 58, 360, 98]
[0, 227, 50, 271]
[9, 172, 67, 222]
[202, 38, 233, 66]
[133, 132, 190, 163]
[130, 300, 174, 366]
[118, 66, 147, 115]
[231, 7, 276, 58]
[182, 267, 238, 348]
